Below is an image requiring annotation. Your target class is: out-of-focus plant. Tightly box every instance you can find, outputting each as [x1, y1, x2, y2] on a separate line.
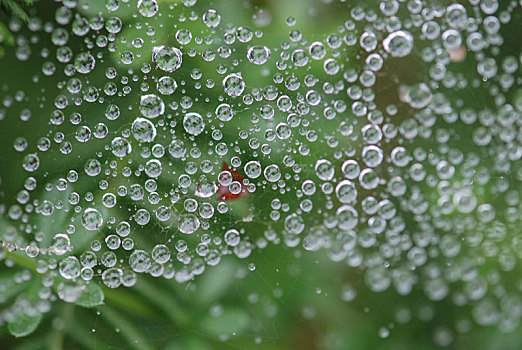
[0, 0, 521, 349]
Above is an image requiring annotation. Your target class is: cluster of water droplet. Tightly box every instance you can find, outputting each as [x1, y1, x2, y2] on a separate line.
[0, 0, 521, 344]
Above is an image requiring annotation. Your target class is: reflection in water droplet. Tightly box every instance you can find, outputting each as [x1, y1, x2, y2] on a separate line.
[139, 94, 165, 118]
[82, 208, 103, 231]
[183, 112, 205, 136]
[152, 46, 183, 72]
[383, 30, 413, 57]
[137, 0, 159, 18]
[223, 73, 245, 97]
[132, 117, 157, 142]
[247, 45, 270, 65]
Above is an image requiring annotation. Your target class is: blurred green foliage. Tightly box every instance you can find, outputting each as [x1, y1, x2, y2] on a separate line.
[0, 0, 521, 349]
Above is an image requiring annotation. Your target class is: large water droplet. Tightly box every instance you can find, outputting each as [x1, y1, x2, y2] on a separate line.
[82, 208, 103, 231]
[152, 46, 183, 72]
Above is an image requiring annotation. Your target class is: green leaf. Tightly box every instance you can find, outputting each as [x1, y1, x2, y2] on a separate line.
[0, 274, 30, 301]
[196, 259, 238, 305]
[199, 308, 250, 337]
[75, 283, 104, 308]
[164, 336, 213, 350]
[101, 307, 155, 350]
[18, 0, 34, 6]
[0, 0, 30, 23]
[0, 21, 14, 46]
[7, 312, 43, 338]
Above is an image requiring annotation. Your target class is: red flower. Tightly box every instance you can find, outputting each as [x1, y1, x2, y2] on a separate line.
[216, 162, 249, 201]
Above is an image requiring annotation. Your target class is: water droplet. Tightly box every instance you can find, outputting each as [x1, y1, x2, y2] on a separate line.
[383, 30, 413, 57]
[82, 208, 103, 231]
[152, 46, 183, 72]
[215, 103, 234, 122]
[137, 0, 158, 17]
[139, 94, 165, 118]
[183, 112, 205, 136]
[132, 117, 157, 142]
[223, 73, 245, 97]
[247, 45, 270, 65]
